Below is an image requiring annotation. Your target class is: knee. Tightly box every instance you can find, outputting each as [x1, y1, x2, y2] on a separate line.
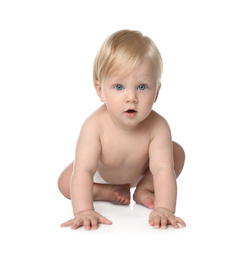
[175, 142, 185, 163]
[173, 142, 185, 178]
[57, 174, 71, 200]
[57, 162, 73, 199]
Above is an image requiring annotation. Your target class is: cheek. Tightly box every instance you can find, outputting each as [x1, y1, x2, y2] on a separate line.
[140, 93, 156, 107]
[105, 95, 121, 110]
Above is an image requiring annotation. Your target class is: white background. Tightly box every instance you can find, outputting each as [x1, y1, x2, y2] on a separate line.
[1, 0, 245, 259]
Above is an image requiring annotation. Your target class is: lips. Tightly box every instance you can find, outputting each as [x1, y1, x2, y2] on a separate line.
[124, 109, 137, 117]
[126, 109, 136, 113]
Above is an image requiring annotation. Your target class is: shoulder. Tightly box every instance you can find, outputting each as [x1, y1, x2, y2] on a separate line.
[82, 105, 106, 127]
[147, 110, 171, 139]
[79, 105, 107, 138]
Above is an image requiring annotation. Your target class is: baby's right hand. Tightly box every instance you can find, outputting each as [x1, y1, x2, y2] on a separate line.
[60, 210, 112, 230]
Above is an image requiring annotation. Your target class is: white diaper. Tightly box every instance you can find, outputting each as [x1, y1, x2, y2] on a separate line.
[93, 171, 143, 188]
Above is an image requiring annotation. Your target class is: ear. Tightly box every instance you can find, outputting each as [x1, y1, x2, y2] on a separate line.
[154, 82, 161, 102]
[94, 80, 105, 102]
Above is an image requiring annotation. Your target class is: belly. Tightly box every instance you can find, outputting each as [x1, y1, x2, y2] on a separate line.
[97, 158, 149, 185]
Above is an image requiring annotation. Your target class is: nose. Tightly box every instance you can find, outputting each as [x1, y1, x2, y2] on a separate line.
[125, 90, 138, 103]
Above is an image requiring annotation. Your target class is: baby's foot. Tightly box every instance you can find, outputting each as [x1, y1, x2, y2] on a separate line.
[133, 188, 154, 209]
[110, 184, 131, 205]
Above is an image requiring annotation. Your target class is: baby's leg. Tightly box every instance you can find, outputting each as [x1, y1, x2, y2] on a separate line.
[133, 141, 185, 208]
[93, 183, 131, 205]
[133, 169, 155, 208]
[57, 162, 130, 205]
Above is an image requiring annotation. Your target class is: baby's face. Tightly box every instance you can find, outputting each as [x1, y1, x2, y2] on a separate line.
[97, 58, 160, 129]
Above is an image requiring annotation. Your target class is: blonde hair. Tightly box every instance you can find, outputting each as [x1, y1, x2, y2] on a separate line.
[93, 30, 163, 84]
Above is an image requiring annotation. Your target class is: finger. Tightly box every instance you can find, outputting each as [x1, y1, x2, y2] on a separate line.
[98, 215, 112, 225]
[160, 217, 168, 229]
[91, 217, 98, 230]
[149, 214, 154, 226]
[175, 217, 186, 227]
[84, 217, 91, 230]
[168, 216, 179, 229]
[60, 219, 74, 227]
[71, 219, 84, 230]
[153, 215, 161, 229]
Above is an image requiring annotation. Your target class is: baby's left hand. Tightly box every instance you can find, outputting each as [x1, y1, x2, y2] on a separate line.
[149, 207, 186, 229]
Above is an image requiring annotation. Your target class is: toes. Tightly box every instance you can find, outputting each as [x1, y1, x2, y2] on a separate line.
[112, 191, 130, 205]
[145, 199, 154, 209]
[112, 191, 120, 201]
[123, 198, 130, 205]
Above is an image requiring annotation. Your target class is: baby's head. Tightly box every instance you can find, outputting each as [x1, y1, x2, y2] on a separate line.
[93, 30, 163, 85]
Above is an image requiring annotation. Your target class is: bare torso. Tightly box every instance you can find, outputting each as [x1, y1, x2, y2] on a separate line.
[94, 105, 155, 184]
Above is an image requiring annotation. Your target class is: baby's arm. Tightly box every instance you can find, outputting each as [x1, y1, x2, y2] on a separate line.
[61, 119, 112, 230]
[149, 118, 185, 229]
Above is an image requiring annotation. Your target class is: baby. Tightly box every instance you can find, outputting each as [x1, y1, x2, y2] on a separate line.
[58, 30, 186, 230]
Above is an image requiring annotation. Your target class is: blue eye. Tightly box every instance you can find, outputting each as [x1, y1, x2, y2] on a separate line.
[114, 84, 124, 91]
[138, 84, 147, 90]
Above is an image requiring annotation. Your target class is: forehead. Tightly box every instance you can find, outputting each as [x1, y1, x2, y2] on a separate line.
[105, 58, 156, 83]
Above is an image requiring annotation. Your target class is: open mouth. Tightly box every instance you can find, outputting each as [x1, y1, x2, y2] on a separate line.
[125, 109, 137, 117]
[126, 109, 136, 113]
